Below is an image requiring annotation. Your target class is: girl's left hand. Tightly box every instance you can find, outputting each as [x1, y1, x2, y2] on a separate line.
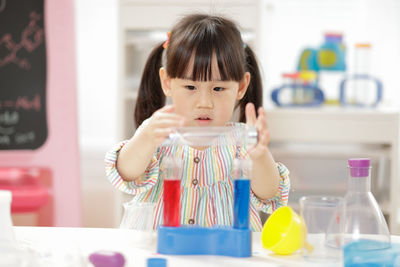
[245, 102, 270, 160]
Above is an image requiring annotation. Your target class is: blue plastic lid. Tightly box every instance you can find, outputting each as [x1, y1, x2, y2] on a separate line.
[147, 258, 167, 267]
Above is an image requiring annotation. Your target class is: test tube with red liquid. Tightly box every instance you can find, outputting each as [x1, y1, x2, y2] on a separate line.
[162, 156, 182, 227]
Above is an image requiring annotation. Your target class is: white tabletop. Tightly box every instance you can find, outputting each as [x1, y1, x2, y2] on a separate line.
[11, 226, 400, 267]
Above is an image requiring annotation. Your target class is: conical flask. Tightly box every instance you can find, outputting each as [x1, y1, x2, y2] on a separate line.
[342, 158, 390, 250]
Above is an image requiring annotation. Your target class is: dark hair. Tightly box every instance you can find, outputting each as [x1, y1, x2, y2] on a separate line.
[134, 14, 263, 127]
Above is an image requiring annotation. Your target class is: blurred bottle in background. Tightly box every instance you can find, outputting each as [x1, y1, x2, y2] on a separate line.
[271, 71, 324, 107]
[339, 43, 382, 107]
[271, 72, 301, 106]
[297, 70, 319, 104]
[317, 32, 347, 105]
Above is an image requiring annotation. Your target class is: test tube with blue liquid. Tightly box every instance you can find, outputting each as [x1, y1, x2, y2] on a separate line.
[232, 157, 252, 229]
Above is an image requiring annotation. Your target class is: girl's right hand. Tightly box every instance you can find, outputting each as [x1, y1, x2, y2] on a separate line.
[141, 105, 185, 149]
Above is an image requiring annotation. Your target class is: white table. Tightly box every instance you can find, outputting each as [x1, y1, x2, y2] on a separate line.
[266, 107, 400, 233]
[14, 226, 400, 267]
[9, 227, 323, 266]
[11, 226, 400, 267]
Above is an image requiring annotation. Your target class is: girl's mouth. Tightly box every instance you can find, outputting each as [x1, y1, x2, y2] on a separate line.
[196, 116, 212, 125]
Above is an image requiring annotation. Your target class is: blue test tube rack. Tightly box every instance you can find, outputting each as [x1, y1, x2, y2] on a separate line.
[157, 178, 252, 258]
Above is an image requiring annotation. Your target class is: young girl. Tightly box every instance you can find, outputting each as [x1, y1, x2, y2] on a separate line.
[105, 14, 290, 231]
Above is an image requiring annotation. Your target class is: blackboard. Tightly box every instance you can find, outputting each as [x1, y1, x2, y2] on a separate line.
[0, 0, 47, 150]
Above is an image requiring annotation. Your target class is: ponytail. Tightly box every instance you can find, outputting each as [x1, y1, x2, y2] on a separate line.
[134, 43, 165, 127]
[238, 45, 263, 123]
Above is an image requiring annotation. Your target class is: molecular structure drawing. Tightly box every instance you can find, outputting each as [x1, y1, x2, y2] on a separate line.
[0, 11, 44, 70]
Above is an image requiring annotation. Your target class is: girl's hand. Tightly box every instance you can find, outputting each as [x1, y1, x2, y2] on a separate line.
[245, 102, 270, 160]
[142, 105, 185, 149]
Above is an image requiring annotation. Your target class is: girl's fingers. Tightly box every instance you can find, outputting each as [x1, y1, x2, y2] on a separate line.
[155, 113, 184, 123]
[153, 105, 177, 118]
[259, 129, 270, 146]
[159, 105, 175, 113]
[154, 118, 184, 128]
[245, 103, 257, 126]
[152, 106, 185, 126]
[256, 107, 268, 130]
[153, 128, 175, 138]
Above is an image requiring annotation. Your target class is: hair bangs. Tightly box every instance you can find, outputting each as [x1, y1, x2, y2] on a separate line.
[166, 16, 245, 82]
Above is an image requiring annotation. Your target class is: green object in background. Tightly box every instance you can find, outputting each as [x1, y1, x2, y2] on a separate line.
[297, 33, 346, 72]
[297, 48, 319, 71]
[318, 50, 338, 67]
[317, 33, 346, 71]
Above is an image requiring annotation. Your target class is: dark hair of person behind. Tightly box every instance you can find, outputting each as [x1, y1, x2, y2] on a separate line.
[134, 14, 263, 127]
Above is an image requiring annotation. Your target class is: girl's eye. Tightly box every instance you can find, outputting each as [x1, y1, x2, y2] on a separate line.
[213, 87, 224, 92]
[185, 85, 196, 90]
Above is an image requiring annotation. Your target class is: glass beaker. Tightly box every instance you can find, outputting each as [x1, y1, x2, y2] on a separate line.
[342, 158, 390, 250]
[120, 201, 157, 248]
[300, 195, 343, 262]
[120, 201, 156, 231]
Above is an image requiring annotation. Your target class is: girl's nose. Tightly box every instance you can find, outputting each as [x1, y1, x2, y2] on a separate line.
[196, 90, 213, 109]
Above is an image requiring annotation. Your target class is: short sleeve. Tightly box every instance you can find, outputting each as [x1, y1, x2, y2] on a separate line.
[250, 162, 290, 214]
[105, 140, 160, 195]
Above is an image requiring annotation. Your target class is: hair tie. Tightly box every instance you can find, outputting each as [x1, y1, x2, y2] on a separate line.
[163, 31, 171, 50]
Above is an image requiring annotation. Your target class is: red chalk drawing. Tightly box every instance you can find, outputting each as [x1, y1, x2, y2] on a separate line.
[15, 94, 41, 111]
[0, 94, 41, 111]
[0, 11, 44, 70]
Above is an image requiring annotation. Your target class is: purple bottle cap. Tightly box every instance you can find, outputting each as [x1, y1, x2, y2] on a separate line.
[348, 158, 370, 177]
[89, 251, 125, 267]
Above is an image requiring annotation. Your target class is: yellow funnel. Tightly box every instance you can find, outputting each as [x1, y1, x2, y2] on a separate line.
[261, 206, 313, 255]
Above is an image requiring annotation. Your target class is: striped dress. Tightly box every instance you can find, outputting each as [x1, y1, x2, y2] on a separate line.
[105, 123, 290, 232]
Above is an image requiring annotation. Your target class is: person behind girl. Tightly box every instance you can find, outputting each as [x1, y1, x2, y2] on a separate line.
[105, 13, 290, 231]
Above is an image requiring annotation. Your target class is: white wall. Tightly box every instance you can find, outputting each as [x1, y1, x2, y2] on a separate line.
[75, 0, 118, 147]
[259, 0, 400, 107]
[75, 0, 121, 227]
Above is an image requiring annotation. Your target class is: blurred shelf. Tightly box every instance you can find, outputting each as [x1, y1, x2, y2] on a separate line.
[270, 143, 391, 159]
[266, 107, 400, 234]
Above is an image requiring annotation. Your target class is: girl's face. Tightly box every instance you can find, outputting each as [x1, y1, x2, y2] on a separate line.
[160, 56, 250, 127]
